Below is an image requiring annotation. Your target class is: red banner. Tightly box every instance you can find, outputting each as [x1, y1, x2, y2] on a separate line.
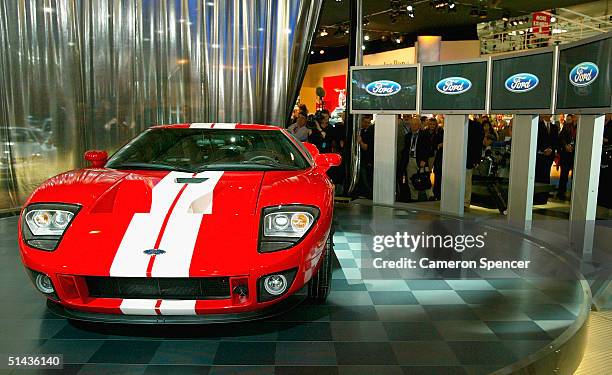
[532, 12, 551, 36]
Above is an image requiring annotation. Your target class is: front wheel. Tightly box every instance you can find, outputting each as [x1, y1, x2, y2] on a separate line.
[307, 230, 334, 303]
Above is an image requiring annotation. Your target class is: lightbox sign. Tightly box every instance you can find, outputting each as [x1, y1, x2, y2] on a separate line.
[490, 50, 554, 113]
[435, 77, 472, 95]
[568, 62, 599, 87]
[350, 65, 418, 114]
[556, 34, 611, 113]
[420, 60, 488, 113]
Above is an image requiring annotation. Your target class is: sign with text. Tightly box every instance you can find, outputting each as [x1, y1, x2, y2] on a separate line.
[350, 65, 418, 113]
[490, 50, 554, 113]
[420, 60, 488, 113]
[532, 12, 551, 36]
[556, 34, 611, 113]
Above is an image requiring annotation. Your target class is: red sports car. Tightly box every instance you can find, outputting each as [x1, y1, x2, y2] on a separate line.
[18, 123, 341, 323]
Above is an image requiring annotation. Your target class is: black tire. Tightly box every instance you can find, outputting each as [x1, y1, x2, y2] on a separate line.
[307, 229, 334, 303]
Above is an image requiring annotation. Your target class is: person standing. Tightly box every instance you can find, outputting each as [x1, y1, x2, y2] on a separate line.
[398, 117, 434, 201]
[287, 112, 311, 142]
[357, 115, 374, 198]
[557, 114, 577, 200]
[432, 121, 444, 200]
[535, 114, 559, 185]
[465, 117, 484, 208]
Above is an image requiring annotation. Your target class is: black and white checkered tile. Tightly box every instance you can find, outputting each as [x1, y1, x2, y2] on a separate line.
[0, 204, 587, 375]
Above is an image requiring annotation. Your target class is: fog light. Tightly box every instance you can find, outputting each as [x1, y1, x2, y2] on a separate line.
[35, 274, 54, 294]
[263, 274, 287, 295]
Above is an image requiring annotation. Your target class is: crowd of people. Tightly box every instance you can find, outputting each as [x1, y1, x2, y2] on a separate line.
[287, 105, 612, 213]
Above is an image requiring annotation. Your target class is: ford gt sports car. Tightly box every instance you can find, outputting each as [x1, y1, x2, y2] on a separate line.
[18, 123, 341, 323]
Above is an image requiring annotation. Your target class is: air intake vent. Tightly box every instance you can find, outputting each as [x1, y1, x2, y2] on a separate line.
[85, 277, 230, 300]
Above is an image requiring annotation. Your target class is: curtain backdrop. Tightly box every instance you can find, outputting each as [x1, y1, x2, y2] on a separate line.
[0, 0, 322, 211]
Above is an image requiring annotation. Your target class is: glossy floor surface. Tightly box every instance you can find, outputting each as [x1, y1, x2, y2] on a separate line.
[0, 204, 589, 374]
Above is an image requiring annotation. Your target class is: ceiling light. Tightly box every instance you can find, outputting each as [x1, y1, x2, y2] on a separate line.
[363, 17, 370, 26]
[550, 16, 556, 23]
[310, 50, 315, 55]
[320, 29, 328, 37]
[362, 45, 366, 50]
[364, 34, 370, 41]
[319, 49, 325, 54]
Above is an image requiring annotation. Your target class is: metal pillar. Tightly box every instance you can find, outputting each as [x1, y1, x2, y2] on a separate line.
[507, 115, 539, 231]
[345, 0, 363, 195]
[440, 115, 469, 216]
[373, 115, 398, 205]
[569, 114, 605, 253]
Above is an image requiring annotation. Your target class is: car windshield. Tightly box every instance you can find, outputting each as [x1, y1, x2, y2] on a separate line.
[105, 128, 310, 172]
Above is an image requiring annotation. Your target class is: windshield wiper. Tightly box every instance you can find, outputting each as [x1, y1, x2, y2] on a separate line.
[238, 160, 299, 170]
[110, 162, 196, 173]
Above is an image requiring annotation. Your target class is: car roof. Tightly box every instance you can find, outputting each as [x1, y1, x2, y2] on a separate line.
[150, 123, 282, 131]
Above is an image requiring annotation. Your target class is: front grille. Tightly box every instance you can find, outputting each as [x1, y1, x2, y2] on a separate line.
[85, 277, 231, 300]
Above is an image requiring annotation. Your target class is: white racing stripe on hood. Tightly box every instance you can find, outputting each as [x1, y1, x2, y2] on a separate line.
[151, 170, 224, 277]
[159, 300, 197, 315]
[119, 299, 157, 315]
[190, 123, 214, 128]
[211, 123, 237, 129]
[110, 171, 192, 277]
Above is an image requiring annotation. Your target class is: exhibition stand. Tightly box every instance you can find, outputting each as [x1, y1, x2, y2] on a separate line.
[348, 31, 611, 374]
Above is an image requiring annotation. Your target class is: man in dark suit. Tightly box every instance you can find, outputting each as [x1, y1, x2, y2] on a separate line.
[557, 114, 577, 200]
[399, 117, 433, 201]
[535, 114, 559, 184]
[465, 117, 484, 208]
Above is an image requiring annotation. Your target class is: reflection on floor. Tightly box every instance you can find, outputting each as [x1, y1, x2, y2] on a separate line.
[0, 204, 590, 374]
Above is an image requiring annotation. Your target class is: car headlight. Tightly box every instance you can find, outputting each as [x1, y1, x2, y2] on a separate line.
[259, 205, 319, 253]
[21, 203, 80, 251]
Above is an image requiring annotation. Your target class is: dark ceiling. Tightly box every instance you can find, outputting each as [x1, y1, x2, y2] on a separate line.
[309, 0, 593, 63]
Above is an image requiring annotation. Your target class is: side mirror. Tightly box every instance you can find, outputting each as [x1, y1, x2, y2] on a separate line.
[302, 142, 319, 158]
[315, 153, 342, 172]
[84, 150, 108, 168]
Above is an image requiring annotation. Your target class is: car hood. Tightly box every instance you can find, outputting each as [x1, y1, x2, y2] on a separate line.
[27, 168, 268, 277]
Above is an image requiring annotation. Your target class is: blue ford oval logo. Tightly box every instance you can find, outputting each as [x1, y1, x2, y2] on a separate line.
[504, 73, 539, 93]
[569, 62, 599, 87]
[436, 77, 472, 95]
[143, 248, 166, 255]
[365, 80, 402, 96]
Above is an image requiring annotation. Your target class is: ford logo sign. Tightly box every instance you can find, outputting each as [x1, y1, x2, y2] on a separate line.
[504, 73, 539, 93]
[569, 62, 599, 87]
[365, 80, 402, 96]
[143, 248, 166, 255]
[436, 77, 472, 95]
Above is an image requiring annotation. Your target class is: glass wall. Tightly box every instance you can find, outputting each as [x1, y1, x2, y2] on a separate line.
[0, 0, 321, 211]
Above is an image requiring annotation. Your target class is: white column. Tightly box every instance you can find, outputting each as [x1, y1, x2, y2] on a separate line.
[373, 114, 398, 205]
[440, 114, 468, 216]
[569, 114, 605, 253]
[507, 115, 539, 231]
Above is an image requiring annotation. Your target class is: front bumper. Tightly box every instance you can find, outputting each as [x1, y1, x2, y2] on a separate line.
[47, 288, 307, 324]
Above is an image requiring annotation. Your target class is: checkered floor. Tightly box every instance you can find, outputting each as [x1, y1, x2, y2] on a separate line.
[0, 204, 588, 375]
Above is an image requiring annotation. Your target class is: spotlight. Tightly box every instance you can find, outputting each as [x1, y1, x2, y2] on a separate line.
[478, 7, 488, 19]
[502, 10, 510, 22]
